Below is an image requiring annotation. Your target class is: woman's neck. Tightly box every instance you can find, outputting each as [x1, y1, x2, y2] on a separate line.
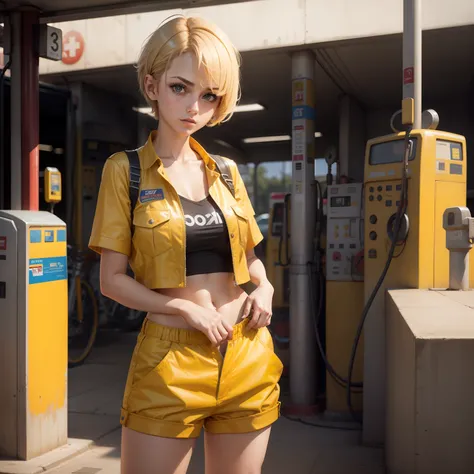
[153, 122, 195, 163]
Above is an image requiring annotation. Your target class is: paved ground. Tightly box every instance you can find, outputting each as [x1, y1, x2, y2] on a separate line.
[0, 328, 385, 474]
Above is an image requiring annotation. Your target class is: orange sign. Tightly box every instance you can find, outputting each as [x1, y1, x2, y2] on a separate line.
[62, 31, 85, 65]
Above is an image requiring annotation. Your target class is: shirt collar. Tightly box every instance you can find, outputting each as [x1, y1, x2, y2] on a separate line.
[141, 131, 217, 172]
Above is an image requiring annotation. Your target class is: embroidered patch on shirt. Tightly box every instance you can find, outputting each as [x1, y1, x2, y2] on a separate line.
[140, 189, 164, 203]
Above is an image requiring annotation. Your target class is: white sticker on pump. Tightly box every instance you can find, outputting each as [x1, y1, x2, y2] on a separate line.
[436, 140, 451, 160]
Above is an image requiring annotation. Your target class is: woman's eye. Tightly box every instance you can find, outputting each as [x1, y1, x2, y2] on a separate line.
[171, 84, 185, 94]
[204, 93, 218, 102]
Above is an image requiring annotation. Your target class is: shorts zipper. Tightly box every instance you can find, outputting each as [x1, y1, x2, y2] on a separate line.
[215, 348, 225, 402]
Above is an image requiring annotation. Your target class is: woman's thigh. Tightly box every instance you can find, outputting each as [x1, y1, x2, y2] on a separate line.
[204, 427, 272, 474]
[121, 427, 197, 474]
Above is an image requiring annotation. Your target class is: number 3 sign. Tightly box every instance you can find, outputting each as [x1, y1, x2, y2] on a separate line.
[39, 24, 63, 61]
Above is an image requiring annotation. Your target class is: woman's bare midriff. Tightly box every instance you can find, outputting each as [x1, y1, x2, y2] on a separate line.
[147, 272, 248, 330]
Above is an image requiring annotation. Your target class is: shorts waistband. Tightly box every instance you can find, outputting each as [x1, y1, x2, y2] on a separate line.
[141, 317, 252, 345]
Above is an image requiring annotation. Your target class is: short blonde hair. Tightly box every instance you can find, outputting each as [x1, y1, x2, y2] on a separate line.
[137, 15, 241, 126]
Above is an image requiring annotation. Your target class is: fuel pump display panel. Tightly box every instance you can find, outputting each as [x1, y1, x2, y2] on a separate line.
[330, 196, 351, 208]
[369, 137, 418, 165]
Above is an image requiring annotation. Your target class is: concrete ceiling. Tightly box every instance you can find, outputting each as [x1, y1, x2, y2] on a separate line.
[42, 25, 474, 161]
[0, 0, 252, 22]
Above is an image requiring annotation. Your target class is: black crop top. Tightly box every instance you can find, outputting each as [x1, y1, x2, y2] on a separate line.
[179, 194, 233, 277]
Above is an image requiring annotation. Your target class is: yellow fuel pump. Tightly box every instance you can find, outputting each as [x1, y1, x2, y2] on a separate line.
[44, 167, 62, 214]
[364, 129, 466, 290]
[0, 168, 67, 459]
[325, 182, 365, 413]
[347, 109, 468, 444]
[265, 192, 290, 312]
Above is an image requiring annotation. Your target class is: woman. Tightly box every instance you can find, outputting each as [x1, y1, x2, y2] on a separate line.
[89, 15, 283, 474]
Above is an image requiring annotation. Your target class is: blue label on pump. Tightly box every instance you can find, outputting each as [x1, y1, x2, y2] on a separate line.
[29, 256, 67, 284]
[140, 189, 164, 203]
[30, 230, 42, 243]
[57, 229, 66, 242]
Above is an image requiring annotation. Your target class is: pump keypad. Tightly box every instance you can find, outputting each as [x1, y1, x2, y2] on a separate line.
[366, 179, 403, 261]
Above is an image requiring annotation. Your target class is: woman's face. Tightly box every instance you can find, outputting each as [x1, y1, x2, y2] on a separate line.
[145, 52, 221, 136]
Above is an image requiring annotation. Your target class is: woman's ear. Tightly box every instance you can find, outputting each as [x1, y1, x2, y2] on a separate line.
[144, 74, 159, 101]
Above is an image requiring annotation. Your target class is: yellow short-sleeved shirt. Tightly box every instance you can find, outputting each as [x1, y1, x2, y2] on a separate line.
[89, 132, 263, 289]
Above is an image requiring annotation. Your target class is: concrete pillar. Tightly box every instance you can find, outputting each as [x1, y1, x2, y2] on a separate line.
[287, 50, 319, 412]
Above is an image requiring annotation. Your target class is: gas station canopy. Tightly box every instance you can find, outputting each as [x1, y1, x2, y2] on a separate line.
[0, 0, 250, 22]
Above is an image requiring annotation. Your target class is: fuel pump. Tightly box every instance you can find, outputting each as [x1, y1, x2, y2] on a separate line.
[265, 192, 291, 312]
[325, 180, 365, 414]
[44, 167, 62, 214]
[332, 103, 468, 448]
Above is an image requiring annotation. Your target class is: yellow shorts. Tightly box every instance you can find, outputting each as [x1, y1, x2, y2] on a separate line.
[120, 317, 283, 439]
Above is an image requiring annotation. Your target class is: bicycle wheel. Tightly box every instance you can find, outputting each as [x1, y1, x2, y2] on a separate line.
[68, 279, 99, 368]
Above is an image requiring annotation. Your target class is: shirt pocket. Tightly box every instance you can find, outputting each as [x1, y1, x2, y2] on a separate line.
[132, 206, 172, 257]
[231, 204, 250, 250]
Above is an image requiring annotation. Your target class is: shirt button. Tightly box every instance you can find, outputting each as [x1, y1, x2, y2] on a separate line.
[231, 233, 235, 238]
[148, 219, 154, 225]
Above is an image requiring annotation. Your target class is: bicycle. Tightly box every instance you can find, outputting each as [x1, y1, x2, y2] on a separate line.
[67, 244, 100, 368]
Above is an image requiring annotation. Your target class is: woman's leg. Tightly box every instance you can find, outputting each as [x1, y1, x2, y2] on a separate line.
[121, 427, 197, 474]
[204, 427, 271, 474]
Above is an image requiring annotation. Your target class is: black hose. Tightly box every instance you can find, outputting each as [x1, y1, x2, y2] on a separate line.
[308, 261, 363, 390]
[346, 128, 412, 423]
[278, 193, 291, 266]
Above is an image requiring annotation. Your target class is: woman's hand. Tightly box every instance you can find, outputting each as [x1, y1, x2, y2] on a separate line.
[179, 301, 233, 346]
[242, 281, 274, 330]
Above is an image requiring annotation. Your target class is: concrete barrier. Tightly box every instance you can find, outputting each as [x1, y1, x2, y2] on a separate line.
[386, 289, 474, 474]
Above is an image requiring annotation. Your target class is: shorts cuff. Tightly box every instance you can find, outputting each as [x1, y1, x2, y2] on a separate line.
[120, 409, 202, 439]
[205, 403, 281, 435]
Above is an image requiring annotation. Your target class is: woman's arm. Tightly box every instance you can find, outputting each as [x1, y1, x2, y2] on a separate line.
[99, 249, 188, 316]
[242, 249, 274, 329]
[246, 250, 272, 289]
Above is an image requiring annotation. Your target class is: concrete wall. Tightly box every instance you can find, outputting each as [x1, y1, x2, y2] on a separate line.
[39, 0, 474, 75]
[386, 289, 474, 474]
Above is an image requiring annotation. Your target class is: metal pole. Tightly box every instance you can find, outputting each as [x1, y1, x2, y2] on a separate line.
[403, 0, 422, 129]
[20, 9, 40, 211]
[10, 8, 40, 211]
[10, 12, 22, 210]
[288, 51, 318, 411]
[449, 251, 469, 290]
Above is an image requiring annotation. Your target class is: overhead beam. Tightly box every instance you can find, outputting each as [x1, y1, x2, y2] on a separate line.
[0, 0, 253, 23]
